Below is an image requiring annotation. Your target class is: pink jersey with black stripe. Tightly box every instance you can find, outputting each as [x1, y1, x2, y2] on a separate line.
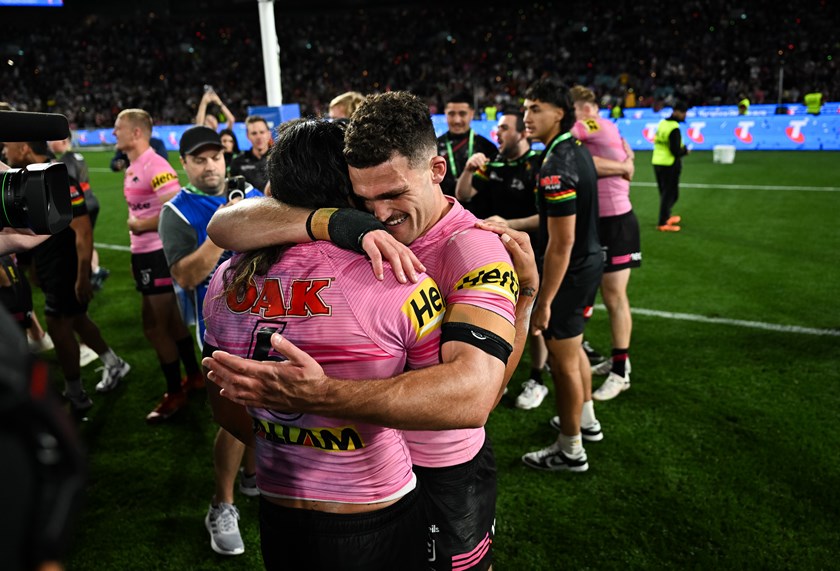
[404, 197, 518, 468]
[123, 147, 181, 253]
[571, 116, 632, 217]
[203, 241, 443, 503]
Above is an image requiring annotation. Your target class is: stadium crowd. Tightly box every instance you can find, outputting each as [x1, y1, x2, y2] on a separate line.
[1, 0, 836, 128]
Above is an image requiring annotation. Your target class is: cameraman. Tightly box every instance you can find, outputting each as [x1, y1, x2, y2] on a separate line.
[2, 141, 127, 413]
[158, 126, 262, 557]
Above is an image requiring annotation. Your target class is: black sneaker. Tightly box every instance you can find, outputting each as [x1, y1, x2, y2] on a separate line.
[62, 389, 94, 413]
[522, 442, 588, 472]
[91, 267, 110, 291]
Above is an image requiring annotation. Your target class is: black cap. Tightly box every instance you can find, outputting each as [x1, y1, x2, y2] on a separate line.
[179, 126, 224, 157]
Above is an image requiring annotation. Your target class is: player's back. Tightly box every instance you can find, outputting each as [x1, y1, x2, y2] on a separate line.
[203, 241, 443, 502]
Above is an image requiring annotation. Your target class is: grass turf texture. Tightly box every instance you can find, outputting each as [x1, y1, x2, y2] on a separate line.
[36, 150, 838, 569]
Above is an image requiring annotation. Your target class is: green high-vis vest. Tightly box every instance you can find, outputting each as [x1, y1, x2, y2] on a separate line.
[651, 119, 682, 166]
[804, 92, 823, 115]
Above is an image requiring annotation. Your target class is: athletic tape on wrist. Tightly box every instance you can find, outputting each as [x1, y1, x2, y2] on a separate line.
[309, 208, 338, 242]
[327, 209, 387, 254]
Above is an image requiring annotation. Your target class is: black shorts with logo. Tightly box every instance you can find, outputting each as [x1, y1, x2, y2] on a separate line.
[414, 435, 497, 571]
[599, 210, 642, 273]
[543, 253, 603, 340]
[131, 249, 174, 295]
[259, 488, 427, 571]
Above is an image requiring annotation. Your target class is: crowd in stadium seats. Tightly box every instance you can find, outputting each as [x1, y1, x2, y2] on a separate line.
[1, 0, 836, 128]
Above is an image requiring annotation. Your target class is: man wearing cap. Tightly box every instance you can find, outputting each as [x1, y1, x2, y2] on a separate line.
[159, 125, 263, 556]
[651, 101, 690, 232]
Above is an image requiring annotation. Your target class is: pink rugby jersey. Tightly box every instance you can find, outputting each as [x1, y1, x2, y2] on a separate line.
[203, 241, 443, 503]
[571, 116, 632, 217]
[123, 147, 181, 253]
[404, 197, 518, 468]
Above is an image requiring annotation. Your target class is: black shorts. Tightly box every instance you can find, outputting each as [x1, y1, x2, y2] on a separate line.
[599, 210, 641, 273]
[33, 254, 88, 318]
[543, 254, 603, 340]
[131, 250, 174, 295]
[414, 436, 497, 571]
[259, 489, 427, 571]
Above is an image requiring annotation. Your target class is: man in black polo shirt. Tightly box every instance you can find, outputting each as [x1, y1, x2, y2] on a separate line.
[518, 78, 604, 473]
[230, 115, 272, 193]
[436, 91, 496, 213]
[455, 110, 553, 410]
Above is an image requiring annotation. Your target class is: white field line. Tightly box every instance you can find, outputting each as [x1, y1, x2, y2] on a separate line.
[593, 304, 840, 337]
[86, 249, 840, 338]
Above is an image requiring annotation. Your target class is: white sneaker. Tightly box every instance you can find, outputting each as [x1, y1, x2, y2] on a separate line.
[95, 358, 131, 393]
[592, 372, 631, 401]
[515, 379, 549, 410]
[522, 441, 588, 472]
[205, 503, 245, 556]
[549, 416, 604, 442]
[79, 344, 98, 367]
[591, 357, 632, 376]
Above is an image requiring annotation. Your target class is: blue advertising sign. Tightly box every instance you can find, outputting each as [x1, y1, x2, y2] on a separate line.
[73, 102, 838, 152]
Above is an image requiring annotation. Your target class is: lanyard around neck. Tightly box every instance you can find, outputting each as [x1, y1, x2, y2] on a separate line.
[544, 131, 572, 156]
[445, 130, 474, 178]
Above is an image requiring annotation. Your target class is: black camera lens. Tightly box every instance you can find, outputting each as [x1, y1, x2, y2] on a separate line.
[0, 163, 72, 234]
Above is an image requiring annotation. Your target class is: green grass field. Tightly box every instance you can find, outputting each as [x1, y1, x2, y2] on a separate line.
[38, 150, 840, 569]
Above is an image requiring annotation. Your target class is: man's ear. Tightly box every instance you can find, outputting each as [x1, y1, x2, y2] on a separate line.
[430, 155, 447, 184]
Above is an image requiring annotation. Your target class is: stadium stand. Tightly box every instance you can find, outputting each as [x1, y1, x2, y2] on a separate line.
[0, 0, 836, 128]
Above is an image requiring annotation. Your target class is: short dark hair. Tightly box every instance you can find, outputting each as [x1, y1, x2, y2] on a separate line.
[26, 141, 50, 157]
[267, 119, 351, 209]
[500, 109, 526, 132]
[446, 91, 474, 107]
[344, 91, 437, 169]
[525, 77, 576, 133]
[672, 100, 689, 112]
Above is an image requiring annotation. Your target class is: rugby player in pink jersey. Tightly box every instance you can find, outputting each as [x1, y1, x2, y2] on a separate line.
[204, 118, 441, 569]
[204, 92, 539, 571]
[569, 86, 639, 401]
[112, 109, 203, 421]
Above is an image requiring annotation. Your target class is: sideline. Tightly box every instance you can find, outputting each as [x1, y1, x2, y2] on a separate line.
[89, 245, 840, 338]
[593, 305, 840, 337]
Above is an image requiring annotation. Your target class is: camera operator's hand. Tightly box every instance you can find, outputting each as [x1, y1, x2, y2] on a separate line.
[0, 160, 50, 254]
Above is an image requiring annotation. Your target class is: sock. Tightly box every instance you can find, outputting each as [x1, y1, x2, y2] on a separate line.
[64, 377, 83, 397]
[529, 367, 544, 385]
[98, 348, 120, 368]
[611, 348, 629, 377]
[161, 359, 183, 394]
[176, 337, 200, 377]
[581, 400, 597, 427]
[557, 433, 583, 458]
